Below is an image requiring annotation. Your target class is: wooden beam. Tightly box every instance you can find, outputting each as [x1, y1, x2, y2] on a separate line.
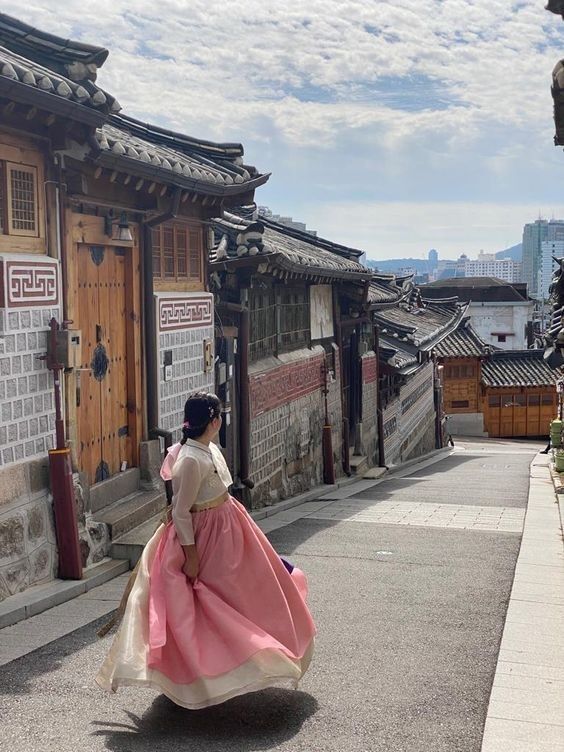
[109, 171, 118, 183]
[181, 191, 190, 203]
[123, 174, 132, 185]
[147, 182, 156, 194]
[191, 193, 199, 203]
[135, 179, 144, 191]
[25, 106, 38, 121]
[159, 185, 167, 197]
[45, 113, 56, 126]
[2, 102, 15, 116]
[94, 166, 103, 179]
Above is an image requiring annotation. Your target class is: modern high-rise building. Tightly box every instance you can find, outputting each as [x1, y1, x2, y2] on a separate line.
[539, 239, 564, 300]
[464, 251, 522, 284]
[428, 248, 439, 271]
[522, 219, 564, 296]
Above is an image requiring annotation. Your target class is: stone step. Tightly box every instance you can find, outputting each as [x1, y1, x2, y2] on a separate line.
[349, 454, 369, 476]
[111, 512, 163, 567]
[93, 488, 166, 540]
[0, 557, 129, 629]
[89, 468, 141, 513]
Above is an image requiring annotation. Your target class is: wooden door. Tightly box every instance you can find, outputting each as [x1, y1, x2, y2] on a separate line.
[77, 244, 133, 483]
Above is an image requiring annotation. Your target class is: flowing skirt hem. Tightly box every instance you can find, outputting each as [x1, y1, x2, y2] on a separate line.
[94, 672, 301, 710]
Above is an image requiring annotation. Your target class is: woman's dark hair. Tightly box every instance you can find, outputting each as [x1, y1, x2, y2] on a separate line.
[180, 392, 221, 443]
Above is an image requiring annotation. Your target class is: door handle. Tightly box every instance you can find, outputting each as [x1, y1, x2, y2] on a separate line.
[96, 324, 103, 343]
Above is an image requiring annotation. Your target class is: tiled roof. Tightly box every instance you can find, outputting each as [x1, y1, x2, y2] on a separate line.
[0, 13, 108, 68]
[0, 45, 119, 118]
[434, 319, 489, 358]
[368, 278, 410, 306]
[379, 340, 418, 374]
[546, 1, 564, 17]
[211, 210, 372, 281]
[95, 117, 268, 196]
[374, 298, 464, 349]
[0, 14, 118, 118]
[481, 350, 562, 388]
[421, 277, 529, 303]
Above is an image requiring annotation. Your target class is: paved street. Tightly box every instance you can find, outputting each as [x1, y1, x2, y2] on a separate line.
[0, 439, 555, 751]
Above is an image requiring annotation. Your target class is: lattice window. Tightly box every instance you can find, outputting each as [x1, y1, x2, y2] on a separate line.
[6, 163, 38, 237]
[279, 287, 310, 351]
[249, 289, 276, 362]
[152, 222, 203, 283]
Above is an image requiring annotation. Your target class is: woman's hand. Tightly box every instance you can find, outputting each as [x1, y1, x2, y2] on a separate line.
[182, 544, 199, 580]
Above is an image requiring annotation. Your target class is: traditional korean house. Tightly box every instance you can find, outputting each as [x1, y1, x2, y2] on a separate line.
[433, 317, 490, 436]
[209, 207, 376, 506]
[0, 14, 267, 599]
[480, 351, 560, 439]
[371, 287, 466, 466]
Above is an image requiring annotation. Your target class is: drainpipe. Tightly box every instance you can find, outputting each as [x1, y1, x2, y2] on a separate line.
[143, 189, 182, 433]
[238, 297, 254, 490]
[333, 286, 351, 475]
[374, 324, 386, 468]
[215, 300, 254, 491]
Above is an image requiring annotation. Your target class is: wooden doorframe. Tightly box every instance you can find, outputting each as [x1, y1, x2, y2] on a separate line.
[65, 212, 143, 477]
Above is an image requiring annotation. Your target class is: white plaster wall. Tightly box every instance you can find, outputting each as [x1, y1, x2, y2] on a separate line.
[467, 302, 533, 350]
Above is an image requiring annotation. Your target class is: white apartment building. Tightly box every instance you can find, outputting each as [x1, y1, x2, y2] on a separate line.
[539, 240, 564, 301]
[464, 252, 522, 284]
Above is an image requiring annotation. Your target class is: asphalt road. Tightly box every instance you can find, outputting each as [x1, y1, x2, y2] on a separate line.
[0, 439, 539, 752]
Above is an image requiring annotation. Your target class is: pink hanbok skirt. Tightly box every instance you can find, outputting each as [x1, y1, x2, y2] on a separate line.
[96, 497, 316, 709]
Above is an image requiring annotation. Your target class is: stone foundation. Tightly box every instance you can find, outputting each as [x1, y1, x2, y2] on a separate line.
[0, 458, 57, 601]
[248, 346, 343, 508]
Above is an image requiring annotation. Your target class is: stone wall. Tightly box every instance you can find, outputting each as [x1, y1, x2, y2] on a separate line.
[0, 458, 57, 601]
[383, 362, 437, 466]
[155, 292, 215, 441]
[248, 345, 343, 508]
[359, 351, 379, 464]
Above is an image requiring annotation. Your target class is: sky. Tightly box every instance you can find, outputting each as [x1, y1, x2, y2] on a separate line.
[4, 1, 564, 259]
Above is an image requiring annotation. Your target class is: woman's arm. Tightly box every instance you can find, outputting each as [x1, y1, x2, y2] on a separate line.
[172, 455, 201, 578]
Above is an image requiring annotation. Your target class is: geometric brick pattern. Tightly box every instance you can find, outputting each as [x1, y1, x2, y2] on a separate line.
[159, 295, 212, 331]
[2, 259, 59, 308]
[0, 305, 59, 466]
[157, 313, 214, 440]
[250, 352, 325, 419]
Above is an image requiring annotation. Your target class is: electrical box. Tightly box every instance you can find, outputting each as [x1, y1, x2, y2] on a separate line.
[203, 339, 213, 373]
[49, 329, 82, 369]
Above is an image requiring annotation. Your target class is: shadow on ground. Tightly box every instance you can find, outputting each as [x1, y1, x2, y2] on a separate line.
[92, 688, 318, 752]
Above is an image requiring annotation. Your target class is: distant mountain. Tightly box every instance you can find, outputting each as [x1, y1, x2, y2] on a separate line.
[367, 243, 523, 272]
[495, 243, 522, 261]
[365, 258, 429, 273]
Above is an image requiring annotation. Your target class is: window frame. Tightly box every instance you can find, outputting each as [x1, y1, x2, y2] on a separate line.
[152, 220, 203, 288]
[5, 161, 39, 237]
[0, 138, 45, 253]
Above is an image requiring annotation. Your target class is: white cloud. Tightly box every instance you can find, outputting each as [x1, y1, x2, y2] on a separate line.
[301, 201, 558, 259]
[2, 1, 563, 257]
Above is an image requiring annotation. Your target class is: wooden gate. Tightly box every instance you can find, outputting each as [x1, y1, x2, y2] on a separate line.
[484, 390, 556, 438]
[75, 243, 136, 484]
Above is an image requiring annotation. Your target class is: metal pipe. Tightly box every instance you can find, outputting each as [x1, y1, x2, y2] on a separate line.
[373, 324, 386, 468]
[142, 223, 159, 434]
[238, 306, 254, 489]
[56, 156, 69, 322]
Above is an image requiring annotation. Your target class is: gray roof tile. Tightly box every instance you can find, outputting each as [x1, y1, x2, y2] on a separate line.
[481, 350, 562, 388]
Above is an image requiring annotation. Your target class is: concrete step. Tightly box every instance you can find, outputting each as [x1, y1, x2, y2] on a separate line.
[111, 512, 163, 567]
[349, 454, 369, 476]
[89, 468, 141, 513]
[0, 557, 129, 629]
[363, 466, 388, 480]
[93, 488, 166, 540]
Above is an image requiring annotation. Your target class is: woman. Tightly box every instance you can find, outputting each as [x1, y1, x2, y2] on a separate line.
[96, 392, 316, 709]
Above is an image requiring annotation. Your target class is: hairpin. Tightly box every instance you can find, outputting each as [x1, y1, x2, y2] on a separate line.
[183, 420, 190, 429]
